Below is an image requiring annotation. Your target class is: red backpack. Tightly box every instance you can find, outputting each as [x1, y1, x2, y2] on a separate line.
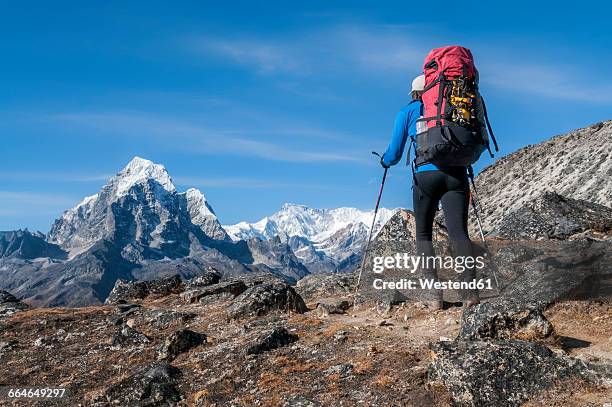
[413, 46, 498, 168]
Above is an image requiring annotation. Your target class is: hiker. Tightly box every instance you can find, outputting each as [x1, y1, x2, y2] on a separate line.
[380, 46, 498, 310]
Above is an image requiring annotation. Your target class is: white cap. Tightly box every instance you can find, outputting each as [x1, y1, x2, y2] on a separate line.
[411, 74, 425, 92]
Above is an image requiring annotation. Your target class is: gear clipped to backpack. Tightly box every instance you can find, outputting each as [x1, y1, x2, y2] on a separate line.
[413, 46, 499, 168]
[449, 77, 477, 126]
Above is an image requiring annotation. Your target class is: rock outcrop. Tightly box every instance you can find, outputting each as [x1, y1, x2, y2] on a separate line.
[105, 275, 184, 304]
[245, 326, 298, 355]
[184, 268, 221, 289]
[103, 362, 182, 405]
[227, 279, 308, 319]
[429, 339, 591, 407]
[158, 329, 206, 361]
[491, 192, 612, 240]
[457, 301, 554, 341]
[0, 289, 29, 316]
[111, 325, 151, 348]
[473, 120, 612, 233]
[181, 281, 247, 304]
[295, 272, 355, 302]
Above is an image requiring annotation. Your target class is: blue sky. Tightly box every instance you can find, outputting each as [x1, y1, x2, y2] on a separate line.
[1, 1, 611, 232]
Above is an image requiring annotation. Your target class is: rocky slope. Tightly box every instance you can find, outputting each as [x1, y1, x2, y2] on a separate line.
[490, 192, 612, 240]
[474, 120, 612, 234]
[0, 269, 609, 406]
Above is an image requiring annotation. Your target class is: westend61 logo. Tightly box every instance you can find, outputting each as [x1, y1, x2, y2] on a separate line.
[371, 253, 493, 291]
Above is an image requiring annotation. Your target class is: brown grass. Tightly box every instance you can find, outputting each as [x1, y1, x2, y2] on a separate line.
[191, 389, 210, 406]
[282, 362, 317, 374]
[352, 356, 375, 375]
[372, 368, 395, 388]
[321, 322, 351, 338]
[258, 372, 285, 389]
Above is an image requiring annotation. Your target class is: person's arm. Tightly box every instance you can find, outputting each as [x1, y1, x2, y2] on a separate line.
[381, 110, 409, 167]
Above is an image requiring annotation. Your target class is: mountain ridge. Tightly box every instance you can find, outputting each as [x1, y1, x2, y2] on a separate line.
[0, 157, 392, 306]
[473, 120, 612, 233]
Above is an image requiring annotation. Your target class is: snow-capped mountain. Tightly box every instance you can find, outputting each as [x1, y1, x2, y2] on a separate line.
[225, 204, 395, 242]
[1, 157, 395, 305]
[224, 204, 396, 273]
[48, 157, 229, 259]
[180, 188, 228, 241]
[1, 157, 318, 306]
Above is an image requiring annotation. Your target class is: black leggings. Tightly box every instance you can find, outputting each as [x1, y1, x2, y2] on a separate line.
[412, 168, 476, 299]
[413, 168, 470, 242]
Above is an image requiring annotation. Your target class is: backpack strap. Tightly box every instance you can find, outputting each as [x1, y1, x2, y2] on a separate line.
[406, 135, 416, 166]
[435, 74, 447, 127]
[480, 96, 499, 153]
[409, 137, 425, 199]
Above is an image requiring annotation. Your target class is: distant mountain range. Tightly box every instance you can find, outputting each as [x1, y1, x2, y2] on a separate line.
[2, 120, 610, 307]
[0, 157, 395, 306]
[224, 204, 395, 274]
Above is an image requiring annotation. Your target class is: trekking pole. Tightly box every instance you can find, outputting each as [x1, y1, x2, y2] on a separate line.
[467, 166, 500, 289]
[354, 152, 388, 298]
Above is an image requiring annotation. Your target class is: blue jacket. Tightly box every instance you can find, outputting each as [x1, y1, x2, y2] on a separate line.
[381, 100, 437, 172]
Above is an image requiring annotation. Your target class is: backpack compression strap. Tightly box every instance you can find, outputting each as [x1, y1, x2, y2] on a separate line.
[480, 96, 499, 152]
[416, 73, 451, 127]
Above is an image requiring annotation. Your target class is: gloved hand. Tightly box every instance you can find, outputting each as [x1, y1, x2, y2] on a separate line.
[380, 156, 390, 169]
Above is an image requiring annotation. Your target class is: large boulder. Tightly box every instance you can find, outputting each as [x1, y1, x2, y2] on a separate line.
[429, 340, 590, 407]
[458, 301, 554, 341]
[104, 362, 182, 405]
[158, 329, 206, 361]
[245, 326, 298, 355]
[111, 325, 150, 349]
[496, 240, 612, 305]
[144, 309, 197, 329]
[0, 290, 29, 317]
[315, 299, 352, 317]
[490, 192, 612, 240]
[227, 279, 307, 319]
[295, 273, 355, 302]
[184, 268, 221, 289]
[105, 275, 183, 304]
[180, 281, 247, 304]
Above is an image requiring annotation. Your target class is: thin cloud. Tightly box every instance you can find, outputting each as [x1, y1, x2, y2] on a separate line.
[174, 176, 332, 190]
[480, 60, 612, 103]
[187, 24, 427, 77]
[0, 191, 79, 207]
[188, 23, 612, 104]
[0, 171, 112, 183]
[197, 38, 306, 75]
[49, 111, 364, 163]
